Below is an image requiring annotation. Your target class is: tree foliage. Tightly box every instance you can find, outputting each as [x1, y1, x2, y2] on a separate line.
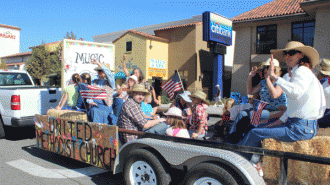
[25, 42, 62, 85]
[65, 31, 77, 40]
[0, 59, 7, 69]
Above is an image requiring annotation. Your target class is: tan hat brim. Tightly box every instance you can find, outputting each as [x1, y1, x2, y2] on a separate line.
[189, 95, 209, 105]
[163, 113, 183, 118]
[320, 70, 330, 76]
[128, 90, 150, 95]
[271, 46, 320, 68]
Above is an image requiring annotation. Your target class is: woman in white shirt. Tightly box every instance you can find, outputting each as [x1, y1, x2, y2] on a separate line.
[237, 41, 326, 176]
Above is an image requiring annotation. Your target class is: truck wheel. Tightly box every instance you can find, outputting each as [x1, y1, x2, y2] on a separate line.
[124, 149, 171, 185]
[0, 119, 5, 138]
[184, 163, 238, 185]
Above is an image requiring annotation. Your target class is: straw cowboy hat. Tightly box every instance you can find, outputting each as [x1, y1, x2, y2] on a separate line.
[163, 107, 183, 118]
[262, 58, 280, 67]
[94, 63, 113, 71]
[128, 84, 150, 95]
[319, 58, 330, 76]
[270, 41, 319, 68]
[189, 90, 209, 105]
[179, 91, 192, 103]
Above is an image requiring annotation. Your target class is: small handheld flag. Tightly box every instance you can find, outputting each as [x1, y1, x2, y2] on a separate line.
[250, 99, 268, 126]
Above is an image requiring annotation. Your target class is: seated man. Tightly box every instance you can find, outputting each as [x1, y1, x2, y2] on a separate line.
[118, 84, 167, 144]
[317, 58, 330, 127]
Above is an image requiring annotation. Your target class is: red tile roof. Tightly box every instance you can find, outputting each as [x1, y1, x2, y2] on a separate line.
[113, 30, 169, 43]
[154, 21, 203, 32]
[0, 24, 21, 31]
[232, 0, 305, 22]
[1, 52, 32, 58]
[29, 40, 61, 49]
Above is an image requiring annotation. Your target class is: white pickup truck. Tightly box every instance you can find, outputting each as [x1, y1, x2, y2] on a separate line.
[0, 70, 61, 138]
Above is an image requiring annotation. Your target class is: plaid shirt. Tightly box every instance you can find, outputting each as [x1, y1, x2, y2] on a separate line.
[188, 103, 207, 134]
[117, 97, 147, 143]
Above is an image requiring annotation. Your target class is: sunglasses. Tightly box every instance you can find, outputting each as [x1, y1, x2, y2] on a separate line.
[283, 50, 301, 56]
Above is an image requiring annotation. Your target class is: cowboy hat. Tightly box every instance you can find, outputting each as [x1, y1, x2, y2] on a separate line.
[163, 107, 183, 118]
[94, 63, 113, 71]
[270, 41, 319, 68]
[319, 58, 330, 76]
[189, 90, 209, 105]
[128, 84, 150, 95]
[127, 75, 138, 83]
[262, 58, 280, 67]
[179, 91, 192, 103]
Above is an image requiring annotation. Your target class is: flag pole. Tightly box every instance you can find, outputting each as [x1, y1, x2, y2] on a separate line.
[175, 69, 184, 92]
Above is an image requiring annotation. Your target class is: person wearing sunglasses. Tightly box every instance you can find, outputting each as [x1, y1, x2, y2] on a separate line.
[236, 41, 326, 176]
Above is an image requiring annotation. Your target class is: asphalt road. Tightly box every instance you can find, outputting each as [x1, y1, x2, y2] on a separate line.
[0, 127, 124, 185]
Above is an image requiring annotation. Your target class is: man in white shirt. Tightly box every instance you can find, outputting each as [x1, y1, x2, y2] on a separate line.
[237, 41, 326, 176]
[317, 58, 330, 127]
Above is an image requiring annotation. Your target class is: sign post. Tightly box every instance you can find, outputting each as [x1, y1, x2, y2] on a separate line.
[203, 11, 232, 100]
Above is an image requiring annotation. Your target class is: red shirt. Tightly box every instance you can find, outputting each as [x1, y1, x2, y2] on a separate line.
[188, 104, 207, 134]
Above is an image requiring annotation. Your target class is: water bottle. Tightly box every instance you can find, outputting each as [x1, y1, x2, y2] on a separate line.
[250, 154, 260, 164]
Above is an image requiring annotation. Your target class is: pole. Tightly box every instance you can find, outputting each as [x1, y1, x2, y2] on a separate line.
[175, 69, 185, 93]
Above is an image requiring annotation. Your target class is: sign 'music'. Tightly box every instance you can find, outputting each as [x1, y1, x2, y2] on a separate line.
[203, 11, 232, 46]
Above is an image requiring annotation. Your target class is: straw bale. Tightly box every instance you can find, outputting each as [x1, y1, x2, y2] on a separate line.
[46, 109, 87, 122]
[262, 137, 330, 185]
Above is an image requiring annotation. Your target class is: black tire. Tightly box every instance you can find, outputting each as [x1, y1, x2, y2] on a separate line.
[184, 163, 238, 185]
[0, 118, 5, 138]
[124, 149, 171, 185]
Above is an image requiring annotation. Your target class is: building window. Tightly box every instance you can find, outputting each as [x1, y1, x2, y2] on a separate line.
[256, 25, 277, 54]
[126, 41, 132, 52]
[292, 21, 315, 46]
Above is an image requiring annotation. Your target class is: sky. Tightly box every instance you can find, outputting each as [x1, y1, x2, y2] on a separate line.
[0, 0, 272, 53]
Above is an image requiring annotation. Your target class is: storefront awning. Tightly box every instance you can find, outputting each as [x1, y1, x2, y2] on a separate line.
[115, 71, 127, 79]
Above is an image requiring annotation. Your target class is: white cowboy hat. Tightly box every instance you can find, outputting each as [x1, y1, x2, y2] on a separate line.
[262, 58, 280, 67]
[270, 41, 319, 69]
[319, 58, 330, 76]
[163, 107, 183, 118]
[127, 75, 138, 83]
[179, 91, 192, 103]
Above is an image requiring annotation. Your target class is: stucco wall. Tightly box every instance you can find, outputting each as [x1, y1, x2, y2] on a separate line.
[314, 8, 330, 60]
[0, 27, 20, 58]
[231, 27, 252, 95]
[114, 33, 146, 77]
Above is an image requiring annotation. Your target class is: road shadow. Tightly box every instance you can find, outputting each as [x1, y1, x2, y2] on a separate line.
[21, 144, 125, 184]
[5, 126, 36, 141]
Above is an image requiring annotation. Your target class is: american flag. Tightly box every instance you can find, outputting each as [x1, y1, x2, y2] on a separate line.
[250, 99, 268, 126]
[79, 84, 107, 99]
[161, 71, 183, 99]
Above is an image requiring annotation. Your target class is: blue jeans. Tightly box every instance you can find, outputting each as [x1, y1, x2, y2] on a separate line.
[229, 108, 270, 134]
[112, 98, 124, 117]
[318, 109, 330, 128]
[143, 122, 168, 135]
[238, 117, 318, 148]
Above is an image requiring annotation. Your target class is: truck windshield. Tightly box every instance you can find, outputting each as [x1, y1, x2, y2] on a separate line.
[0, 73, 33, 86]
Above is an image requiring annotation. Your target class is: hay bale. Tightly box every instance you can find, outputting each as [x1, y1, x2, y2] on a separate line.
[262, 137, 330, 185]
[46, 109, 88, 122]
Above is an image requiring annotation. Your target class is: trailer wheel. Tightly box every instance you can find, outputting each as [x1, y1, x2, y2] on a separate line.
[124, 149, 171, 185]
[184, 163, 238, 185]
[0, 117, 5, 138]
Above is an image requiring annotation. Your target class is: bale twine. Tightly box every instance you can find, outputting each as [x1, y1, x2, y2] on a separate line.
[262, 137, 330, 185]
[46, 109, 88, 122]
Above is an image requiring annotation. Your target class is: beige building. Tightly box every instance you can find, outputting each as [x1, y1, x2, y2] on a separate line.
[0, 24, 20, 58]
[231, 0, 330, 95]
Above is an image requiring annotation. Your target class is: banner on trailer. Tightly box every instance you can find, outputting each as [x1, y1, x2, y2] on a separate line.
[61, 39, 115, 88]
[35, 114, 119, 170]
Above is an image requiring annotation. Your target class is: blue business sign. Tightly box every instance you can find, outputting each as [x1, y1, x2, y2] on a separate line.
[203, 11, 232, 46]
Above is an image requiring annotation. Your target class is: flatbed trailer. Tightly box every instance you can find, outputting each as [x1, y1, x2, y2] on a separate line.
[34, 114, 330, 185]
